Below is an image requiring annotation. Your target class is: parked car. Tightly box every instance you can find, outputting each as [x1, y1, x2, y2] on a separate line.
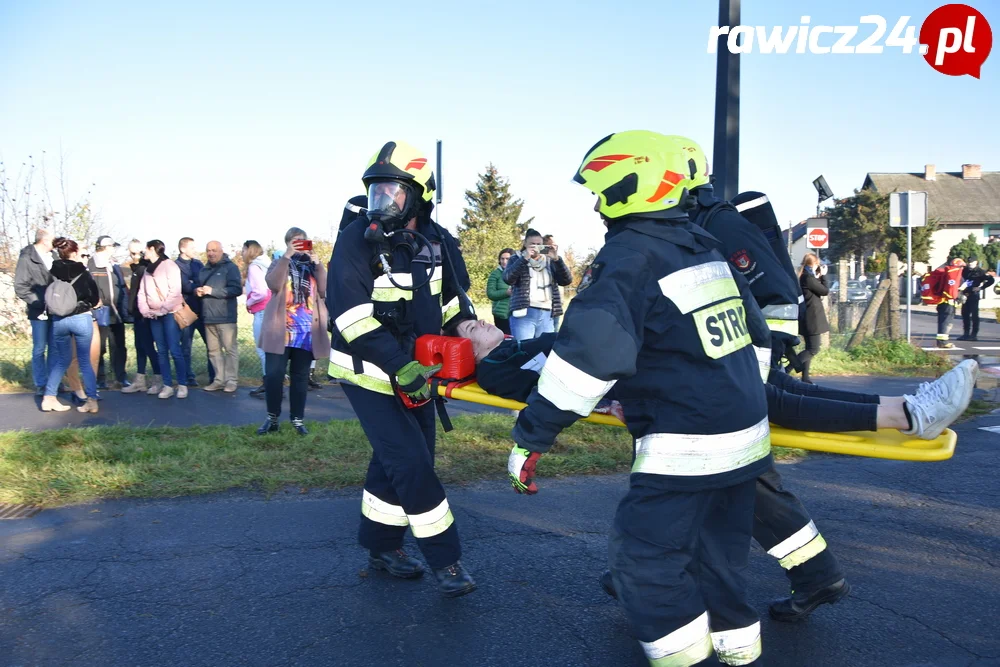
[830, 280, 872, 302]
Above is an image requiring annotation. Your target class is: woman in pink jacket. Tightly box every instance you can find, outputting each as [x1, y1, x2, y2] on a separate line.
[242, 240, 271, 397]
[137, 239, 189, 399]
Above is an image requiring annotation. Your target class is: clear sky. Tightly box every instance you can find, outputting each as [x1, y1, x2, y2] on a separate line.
[1, 0, 997, 256]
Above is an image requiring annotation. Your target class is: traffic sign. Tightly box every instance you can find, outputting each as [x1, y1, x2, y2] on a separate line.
[806, 227, 829, 249]
[889, 191, 927, 228]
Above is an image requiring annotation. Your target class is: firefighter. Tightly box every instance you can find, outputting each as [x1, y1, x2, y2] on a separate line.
[922, 258, 965, 349]
[656, 135, 850, 622]
[508, 130, 771, 666]
[326, 140, 476, 597]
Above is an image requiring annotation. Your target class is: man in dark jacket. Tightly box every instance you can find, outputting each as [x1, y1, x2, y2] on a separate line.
[88, 236, 130, 389]
[196, 240, 242, 392]
[14, 229, 55, 394]
[959, 255, 995, 341]
[176, 237, 215, 386]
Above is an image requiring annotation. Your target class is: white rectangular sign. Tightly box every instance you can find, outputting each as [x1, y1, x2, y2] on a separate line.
[890, 191, 928, 228]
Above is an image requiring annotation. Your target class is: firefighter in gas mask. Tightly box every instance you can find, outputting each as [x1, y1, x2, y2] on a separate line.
[326, 140, 476, 598]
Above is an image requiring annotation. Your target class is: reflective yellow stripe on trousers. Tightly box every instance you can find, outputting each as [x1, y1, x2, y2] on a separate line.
[767, 520, 828, 569]
[642, 612, 714, 667]
[711, 622, 762, 666]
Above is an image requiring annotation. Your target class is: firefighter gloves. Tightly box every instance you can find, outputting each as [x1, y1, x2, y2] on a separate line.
[396, 361, 442, 401]
[508, 445, 542, 495]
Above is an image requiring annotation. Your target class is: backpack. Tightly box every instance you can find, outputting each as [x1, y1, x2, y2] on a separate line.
[920, 266, 962, 305]
[44, 273, 83, 316]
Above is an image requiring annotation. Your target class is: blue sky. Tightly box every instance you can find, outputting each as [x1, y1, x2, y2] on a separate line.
[1, 0, 997, 255]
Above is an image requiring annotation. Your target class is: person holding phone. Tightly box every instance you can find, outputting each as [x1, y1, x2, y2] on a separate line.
[797, 254, 830, 384]
[195, 240, 243, 393]
[256, 227, 329, 435]
[502, 228, 572, 341]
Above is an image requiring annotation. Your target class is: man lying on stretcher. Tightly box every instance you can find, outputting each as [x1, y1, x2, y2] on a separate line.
[452, 319, 976, 441]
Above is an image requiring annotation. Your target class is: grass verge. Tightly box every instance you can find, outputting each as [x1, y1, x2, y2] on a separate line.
[0, 413, 801, 507]
[809, 337, 952, 378]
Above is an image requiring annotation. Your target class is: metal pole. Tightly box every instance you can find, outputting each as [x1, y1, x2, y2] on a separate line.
[435, 140, 442, 225]
[712, 0, 740, 201]
[906, 223, 912, 342]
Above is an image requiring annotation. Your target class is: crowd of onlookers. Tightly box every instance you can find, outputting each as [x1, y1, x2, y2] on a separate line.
[485, 229, 572, 340]
[14, 228, 326, 430]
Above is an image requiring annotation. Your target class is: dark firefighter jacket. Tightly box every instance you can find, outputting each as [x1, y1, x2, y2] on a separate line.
[511, 217, 773, 492]
[326, 216, 471, 395]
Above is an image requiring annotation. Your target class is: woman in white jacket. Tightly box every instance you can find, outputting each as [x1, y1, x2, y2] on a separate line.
[242, 240, 272, 397]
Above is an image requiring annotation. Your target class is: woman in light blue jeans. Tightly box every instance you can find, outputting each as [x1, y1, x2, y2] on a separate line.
[41, 237, 101, 413]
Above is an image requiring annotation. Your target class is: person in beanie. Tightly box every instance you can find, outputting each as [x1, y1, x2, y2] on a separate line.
[958, 256, 995, 341]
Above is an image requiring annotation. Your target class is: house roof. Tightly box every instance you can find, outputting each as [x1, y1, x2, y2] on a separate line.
[862, 171, 1000, 224]
[782, 220, 807, 244]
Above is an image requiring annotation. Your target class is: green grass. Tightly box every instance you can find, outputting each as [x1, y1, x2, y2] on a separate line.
[0, 413, 802, 507]
[809, 336, 952, 378]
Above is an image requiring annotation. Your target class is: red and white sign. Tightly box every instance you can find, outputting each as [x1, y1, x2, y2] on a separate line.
[807, 227, 829, 249]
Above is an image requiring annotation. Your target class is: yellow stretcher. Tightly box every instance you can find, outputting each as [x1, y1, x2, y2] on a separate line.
[437, 382, 956, 462]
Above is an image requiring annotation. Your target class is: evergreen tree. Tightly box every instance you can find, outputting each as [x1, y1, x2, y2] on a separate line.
[458, 164, 534, 301]
[947, 233, 1000, 271]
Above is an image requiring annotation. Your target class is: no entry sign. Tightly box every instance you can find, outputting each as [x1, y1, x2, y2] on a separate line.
[806, 226, 829, 249]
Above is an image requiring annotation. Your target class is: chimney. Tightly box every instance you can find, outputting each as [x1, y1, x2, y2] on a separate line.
[924, 164, 936, 181]
[962, 164, 982, 180]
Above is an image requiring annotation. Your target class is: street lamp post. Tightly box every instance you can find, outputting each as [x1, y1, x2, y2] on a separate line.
[712, 0, 741, 201]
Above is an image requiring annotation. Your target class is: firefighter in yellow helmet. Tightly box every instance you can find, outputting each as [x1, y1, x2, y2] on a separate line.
[507, 130, 771, 665]
[326, 140, 477, 597]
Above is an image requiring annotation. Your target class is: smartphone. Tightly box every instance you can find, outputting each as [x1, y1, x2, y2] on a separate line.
[296, 239, 313, 252]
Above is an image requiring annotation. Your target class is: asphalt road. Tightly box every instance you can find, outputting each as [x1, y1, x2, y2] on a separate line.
[901, 310, 1000, 356]
[1, 378, 998, 666]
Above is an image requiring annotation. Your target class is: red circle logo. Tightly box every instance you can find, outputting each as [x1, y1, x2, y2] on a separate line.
[920, 4, 993, 78]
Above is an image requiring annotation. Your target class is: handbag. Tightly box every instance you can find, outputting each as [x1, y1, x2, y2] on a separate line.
[152, 277, 199, 330]
[93, 305, 112, 327]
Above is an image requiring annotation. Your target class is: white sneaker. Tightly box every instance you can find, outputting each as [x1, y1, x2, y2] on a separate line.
[915, 359, 978, 403]
[903, 363, 976, 440]
[176, 385, 188, 399]
[158, 385, 175, 400]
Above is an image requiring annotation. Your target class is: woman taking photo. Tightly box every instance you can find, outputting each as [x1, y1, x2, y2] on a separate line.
[41, 237, 101, 413]
[137, 239, 189, 399]
[242, 240, 272, 397]
[798, 252, 830, 384]
[257, 227, 330, 435]
[502, 229, 572, 341]
[486, 247, 514, 335]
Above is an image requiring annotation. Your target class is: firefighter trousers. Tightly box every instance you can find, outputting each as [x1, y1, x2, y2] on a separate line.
[342, 384, 461, 570]
[753, 465, 844, 594]
[609, 477, 761, 667]
[937, 303, 955, 342]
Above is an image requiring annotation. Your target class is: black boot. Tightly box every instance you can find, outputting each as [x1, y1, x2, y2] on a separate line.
[433, 561, 476, 598]
[291, 417, 308, 436]
[599, 569, 617, 599]
[257, 413, 279, 435]
[368, 549, 425, 579]
[249, 380, 265, 398]
[308, 374, 322, 390]
[769, 578, 851, 622]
